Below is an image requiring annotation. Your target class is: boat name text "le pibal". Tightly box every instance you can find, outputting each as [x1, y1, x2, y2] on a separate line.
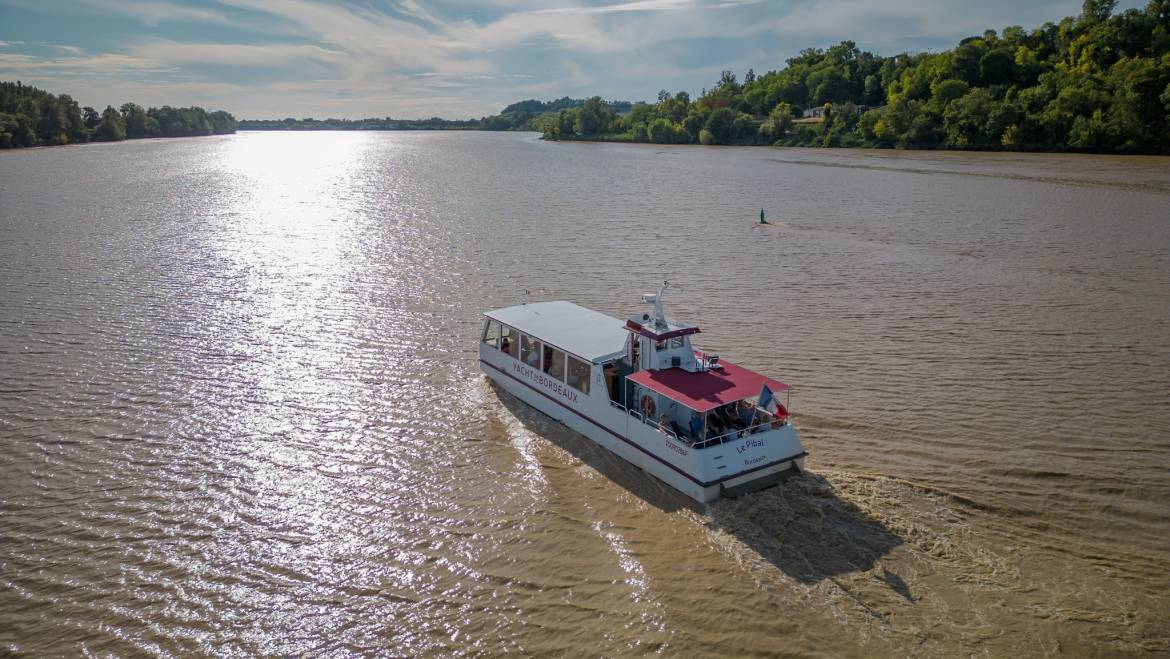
[737, 437, 764, 453]
[513, 362, 579, 403]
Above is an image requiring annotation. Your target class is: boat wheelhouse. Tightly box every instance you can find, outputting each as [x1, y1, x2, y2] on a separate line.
[478, 284, 806, 503]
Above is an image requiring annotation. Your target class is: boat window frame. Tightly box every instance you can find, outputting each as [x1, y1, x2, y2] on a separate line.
[499, 324, 517, 358]
[566, 354, 591, 395]
[543, 345, 566, 382]
[483, 318, 501, 349]
[520, 333, 542, 370]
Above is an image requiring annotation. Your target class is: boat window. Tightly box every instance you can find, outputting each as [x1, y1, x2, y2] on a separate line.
[483, 319, 501, 348]
[670, 336, 684, 349]
[656, 340, 666, 350]
[543, 345, 566, 382]
[500, 325, 517, 357]
[520, 334, 542, 369]
[566, 355, 591, 394]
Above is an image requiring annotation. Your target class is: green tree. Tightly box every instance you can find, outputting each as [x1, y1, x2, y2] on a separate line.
[979, 49, 1015, 85]
[574, 96, 613, 136]
[681, 114, 703, 141]
[557, 108, 576, 137]
[82, 106, 101, 130]
[647, 118, 676, 143]
[730, 112, 755, 142]
[932, 79, 971, 109]
[537, 113, 562, 139]
[120, 102, 159, 138]
[703, 107, 736, 144]
[92, 105, 126, 142]
[944, 88, 996, 146]
[858, 108, 885, 144]
[35, 95, 67, 145]
[767, 103, 795, 136]
[1081, 0, 1118, 24]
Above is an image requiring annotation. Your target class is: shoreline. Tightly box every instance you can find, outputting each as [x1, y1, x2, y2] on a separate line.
[539, 134, 1170, 157]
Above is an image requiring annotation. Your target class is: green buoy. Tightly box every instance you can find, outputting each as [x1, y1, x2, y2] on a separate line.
[759, 208, 769, 224]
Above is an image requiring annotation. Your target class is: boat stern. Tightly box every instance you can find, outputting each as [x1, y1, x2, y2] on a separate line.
[701, 424, 807, 498]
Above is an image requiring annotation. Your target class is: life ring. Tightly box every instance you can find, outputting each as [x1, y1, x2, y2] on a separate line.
[640, 395, 656, 417]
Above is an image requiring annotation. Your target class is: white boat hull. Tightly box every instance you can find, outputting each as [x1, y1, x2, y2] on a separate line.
[480, 346, 807, 504]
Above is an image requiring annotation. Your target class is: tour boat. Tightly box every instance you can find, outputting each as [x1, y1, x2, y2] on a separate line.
[479, 283, 807, 503]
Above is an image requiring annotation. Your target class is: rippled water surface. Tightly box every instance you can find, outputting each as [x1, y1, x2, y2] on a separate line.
[2, 132, 1169, 656]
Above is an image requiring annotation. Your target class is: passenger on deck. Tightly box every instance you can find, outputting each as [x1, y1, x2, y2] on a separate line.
[735, 403, 753, 431]
[542, 346, 553, 372]
[689, 413, 704, 440]
[715, 403, 741, 430]
[658, 414, 670, 434]
[501, 337, 511, 355]
[707, 411, 727, 436]
[710, 404, 727, 427]
[737, 400, 756, 427]
[526, 346, 540, 368]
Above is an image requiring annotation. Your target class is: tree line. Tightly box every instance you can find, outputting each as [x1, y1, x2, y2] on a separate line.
[480, 97, 634, 130]
[538, 0, 1170, 153]
[239, 116, 481, 131]
[1, 81, 237, 149]
[239, 97, 634, 132]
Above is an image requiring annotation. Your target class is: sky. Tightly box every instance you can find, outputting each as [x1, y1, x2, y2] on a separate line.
[0, 0, 1147, 119]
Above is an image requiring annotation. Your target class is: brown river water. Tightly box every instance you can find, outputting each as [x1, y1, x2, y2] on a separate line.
[1, 132, 1168, 656]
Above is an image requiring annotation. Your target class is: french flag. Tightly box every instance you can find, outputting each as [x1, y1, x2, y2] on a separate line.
[758, 385, 788, 422]
[758, 384, 776, 412]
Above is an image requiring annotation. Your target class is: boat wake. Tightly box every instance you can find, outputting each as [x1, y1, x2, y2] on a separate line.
[699, 468, 1169, 655]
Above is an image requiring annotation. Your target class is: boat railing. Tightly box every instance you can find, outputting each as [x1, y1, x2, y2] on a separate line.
[654, 421, 689, 447]
[691, 417, 788, 450]
[636, 405, 788, 450]
[693, 349, 719, 371]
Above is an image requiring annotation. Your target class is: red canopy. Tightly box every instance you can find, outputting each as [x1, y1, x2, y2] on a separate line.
[627, 359, 789, 413]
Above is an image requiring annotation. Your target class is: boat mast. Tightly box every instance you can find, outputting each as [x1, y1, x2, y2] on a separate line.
[642, 280, 671, 330]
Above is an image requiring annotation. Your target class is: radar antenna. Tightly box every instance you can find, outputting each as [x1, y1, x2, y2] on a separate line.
[641, 280, 673, 329]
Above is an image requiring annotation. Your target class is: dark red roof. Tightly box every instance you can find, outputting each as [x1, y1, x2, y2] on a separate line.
[626, 358, 789, 412]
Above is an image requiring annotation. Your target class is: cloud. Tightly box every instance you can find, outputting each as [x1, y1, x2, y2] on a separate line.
[393, 0, 448, 27]
[218, 0, 495, 77]
[130, 41, 348, 67]
[532, 0, 699, 14]
[528, 0, 762, 15]
[2, 0, 779, 116]
[0, 0, 1140, 119]
[76, 0, 230, 26]
[1, 0, 231, 27]
[0, 51, 172, 75]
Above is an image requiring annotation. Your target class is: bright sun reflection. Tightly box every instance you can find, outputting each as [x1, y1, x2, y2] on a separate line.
[199, 133, 391, 653]
[219, 132, 370, 271]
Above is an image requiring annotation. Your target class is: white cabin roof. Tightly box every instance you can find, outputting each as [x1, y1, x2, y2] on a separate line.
[485, 301, 629, 363]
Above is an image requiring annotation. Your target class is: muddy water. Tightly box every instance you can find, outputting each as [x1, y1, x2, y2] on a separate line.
[1, 132, 1168, 656]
